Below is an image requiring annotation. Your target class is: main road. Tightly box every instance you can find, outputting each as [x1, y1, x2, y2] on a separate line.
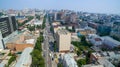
[43, 17, 56, 67]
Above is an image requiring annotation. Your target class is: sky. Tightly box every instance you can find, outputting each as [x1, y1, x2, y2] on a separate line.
[0, 0, 120, 14]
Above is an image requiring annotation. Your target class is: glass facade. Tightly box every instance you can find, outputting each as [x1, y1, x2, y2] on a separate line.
[0, 16, 18, 38]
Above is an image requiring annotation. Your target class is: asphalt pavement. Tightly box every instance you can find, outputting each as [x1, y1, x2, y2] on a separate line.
[43, 18, 57, 67]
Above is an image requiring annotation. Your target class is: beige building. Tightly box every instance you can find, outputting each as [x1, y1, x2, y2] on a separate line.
[76, 27, 96, 36]
[52, 21, 61, 26]
[56, 29, 71, 52]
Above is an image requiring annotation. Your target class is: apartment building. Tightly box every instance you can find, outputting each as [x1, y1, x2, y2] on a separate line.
[56, 29, 71, 52]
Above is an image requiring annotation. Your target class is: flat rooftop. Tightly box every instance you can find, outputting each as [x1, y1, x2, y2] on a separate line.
[15, 47, 33, 67]
[92, 51, 120, 59]
[63, 53, 78, 67]
[57, 29, 70, 35]
[102, 36, 120, 46]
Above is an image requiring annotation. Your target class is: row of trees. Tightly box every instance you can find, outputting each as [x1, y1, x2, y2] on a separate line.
[6, 53, 16, 67]
[53, 41, 57, 52]
[35, 14, 40, 20]
[42, 16, 46, 29]
[31, 33, 45, 67]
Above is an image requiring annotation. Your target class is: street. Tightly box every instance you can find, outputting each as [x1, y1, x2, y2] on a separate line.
[43, 17, 57, 67]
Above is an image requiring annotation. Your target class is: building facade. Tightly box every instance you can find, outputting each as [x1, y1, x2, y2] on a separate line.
[0, 16, 18, 38]
[63, 54, 78, 67]
[56, 29, 71, 52]
[0, 15, 18, 49]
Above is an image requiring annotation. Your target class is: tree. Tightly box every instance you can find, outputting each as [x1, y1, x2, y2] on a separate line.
[31, 33, 45, 67]
[53, 41, 57, 52]
[7, 54, 16, 66]
[79, 35, 86, 42]
[42, 16, 46, 29]
[77, 50, 82, 56]
[77, 59, 86, 67]
[58, 63, 63, 67]
[27, 25, 35, 31]
[35, 14, 40, 20]
[86, 51, 92, 64]
[36, 25, 41, 29]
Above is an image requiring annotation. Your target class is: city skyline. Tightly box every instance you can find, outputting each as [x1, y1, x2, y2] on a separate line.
[0, 0, 120, 14]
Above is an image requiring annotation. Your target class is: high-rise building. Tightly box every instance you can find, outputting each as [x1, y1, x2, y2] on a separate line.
[56, 29, 71, 52]
[0, 15, 18, 49]
[0, 16, 18, 38]
[0, 31, 5, 49]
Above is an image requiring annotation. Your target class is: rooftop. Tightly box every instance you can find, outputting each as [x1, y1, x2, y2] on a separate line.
[25, 39, 35, 44]
[82, 64, 103, 67]
[98, 59, 115, 67]
[63, 53, 78, 67]
[15, 47, 33, 67]
[92, 51, 120, 59]
[94, 38, 102, 41]
[102, 36, 120, 46]
[57, 29, 70, 35]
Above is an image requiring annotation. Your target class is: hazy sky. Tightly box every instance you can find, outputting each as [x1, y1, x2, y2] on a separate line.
[0, 0, 120, 14]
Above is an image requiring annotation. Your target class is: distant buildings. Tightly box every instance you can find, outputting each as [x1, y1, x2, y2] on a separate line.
[52, 21, 66, 33]
[16, 16, 28, 24]
[56, 29, 71, 52]
[76, 27, 96, 36]
[63, 54, 78, 67]
[88, 22, 98, 29]
[110, 25, 120, 40]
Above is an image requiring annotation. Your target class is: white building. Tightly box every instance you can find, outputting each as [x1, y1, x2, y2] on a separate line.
[33, 19, 43, 25]
[25, 39, 35, 44]
[102, 36, 120, 48]
[90, 38, 102, 46]
[0, 31, 4, 49]
[88, 34, 103, 46]
[63, 54, 78, 67]
[82, 64, 104, 67]
[15, 47, 33, 67]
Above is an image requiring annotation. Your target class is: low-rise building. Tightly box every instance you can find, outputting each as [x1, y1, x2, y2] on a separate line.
[76, 27, 96, 36]
[15, 47, 33, 67]
[53, 26, 66, 33]
[63, 54, 78, 67]
[6, 43, 33, 52]
[52, 21, 61, 26]
[102, 36, 120, 48]
[82, 64, 103, 67]
[89, 35, 103, 46]
[71, 33, 80, 42]
[90, 51, 120, 67]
